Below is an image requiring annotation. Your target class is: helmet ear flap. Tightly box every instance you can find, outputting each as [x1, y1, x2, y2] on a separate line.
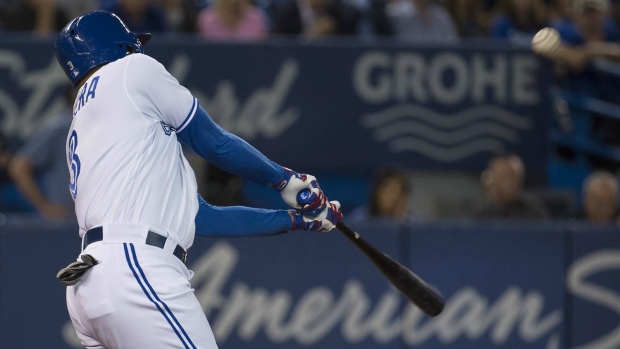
[120, 41, 143, 55]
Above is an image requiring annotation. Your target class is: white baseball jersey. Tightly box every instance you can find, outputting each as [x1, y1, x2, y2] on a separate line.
[67, 53, 199, 250]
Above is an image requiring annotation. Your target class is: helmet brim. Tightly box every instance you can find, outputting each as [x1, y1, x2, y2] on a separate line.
[136, 33, 151, 46]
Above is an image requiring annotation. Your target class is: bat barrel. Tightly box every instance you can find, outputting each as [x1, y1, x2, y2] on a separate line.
[336, 222, 445, 317]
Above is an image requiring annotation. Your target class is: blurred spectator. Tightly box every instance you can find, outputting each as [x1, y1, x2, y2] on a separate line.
[489, 0, 547, 44]
[103, 0, 167, 32]
[0, 130, 11, 187]
[471, 154, 550, 220]
[366, 0, 394, 36]
[336, 0, 392, 37]
[160, 0, 201, 32]
[445, 0, 491, 37]
[271, 0, 359, 40]
[549, 0, 575, 25]
[612, 0, 620, 25]
[548, 0, 620, 148]
[56, 0, 97, 21]
[0, 128, 33, 213]
[550, 0, 620, 74]
[0, 0, 68, 33]
[348, 167, 418, 224]
[383, 0, 457, 42]
[334, 0, 394, 39]
[581, 170, 619, 224]
[197, 0, 268, 40]
[0, 129, 13, 212]
[7, 88, 75, 220]
[201, 163, 245, 206]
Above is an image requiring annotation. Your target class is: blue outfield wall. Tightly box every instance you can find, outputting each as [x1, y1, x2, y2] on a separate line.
[1, 217, 619, 349]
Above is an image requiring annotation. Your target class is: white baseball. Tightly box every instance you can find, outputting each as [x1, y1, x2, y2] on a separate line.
[531, 27, 561, 56]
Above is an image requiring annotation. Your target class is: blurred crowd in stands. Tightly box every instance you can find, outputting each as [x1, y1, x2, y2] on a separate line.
[1, 0, 620, 226]
[0, 0, 617, 44]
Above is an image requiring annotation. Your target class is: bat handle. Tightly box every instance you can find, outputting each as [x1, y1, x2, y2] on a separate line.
[296, 189, 312, 206]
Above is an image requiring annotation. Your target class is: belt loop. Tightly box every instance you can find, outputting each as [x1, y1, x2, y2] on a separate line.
[80, 227, 90, 251]
[163, 232, 180, 254]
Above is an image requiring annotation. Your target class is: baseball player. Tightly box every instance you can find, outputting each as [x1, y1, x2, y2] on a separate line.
[54, 11, 342, 349]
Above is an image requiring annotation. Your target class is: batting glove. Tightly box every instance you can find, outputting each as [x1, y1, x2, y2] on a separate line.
[289, 201, 343, 232]
[271, 167, 327, 217]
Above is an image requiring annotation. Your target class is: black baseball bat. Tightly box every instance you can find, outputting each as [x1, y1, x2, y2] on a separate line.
[297, 191, 445, 317]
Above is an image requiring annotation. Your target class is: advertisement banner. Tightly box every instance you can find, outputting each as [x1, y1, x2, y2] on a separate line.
[3, 219, 619, 348]
[568, 228, 620, 349]
[0, 37, 549, 177]
[404, 223, 566, 349]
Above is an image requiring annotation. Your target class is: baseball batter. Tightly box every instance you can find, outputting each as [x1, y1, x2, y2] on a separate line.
[54, 11, 342, 349]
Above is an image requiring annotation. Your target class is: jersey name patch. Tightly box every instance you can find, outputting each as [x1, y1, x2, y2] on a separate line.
[74, 76, 100, 116]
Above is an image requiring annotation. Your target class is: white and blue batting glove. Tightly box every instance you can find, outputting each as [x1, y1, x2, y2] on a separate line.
[289, 201, 342, 232]
[272, 167, 327, 217]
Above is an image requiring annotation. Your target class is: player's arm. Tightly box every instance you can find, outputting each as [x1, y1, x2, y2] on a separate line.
[176, 103, 282, 187]
[547, 44, 600, 71]
[194, 195, 341, 236]
[540, 26, 620, 71]
[545, 42, 620, 72]
[126, 54, 329, 215]
[177, 104, 328, 216]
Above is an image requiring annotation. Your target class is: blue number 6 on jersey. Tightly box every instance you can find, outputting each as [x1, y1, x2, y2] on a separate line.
[68, 130, 81, 199]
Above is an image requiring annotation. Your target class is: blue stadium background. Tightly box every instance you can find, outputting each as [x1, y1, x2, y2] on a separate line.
[0, 36, 619, 349]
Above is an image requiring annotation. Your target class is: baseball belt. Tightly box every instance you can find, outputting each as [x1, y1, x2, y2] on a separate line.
[82, 227, 188, 263]
[57, 227, 188, 286]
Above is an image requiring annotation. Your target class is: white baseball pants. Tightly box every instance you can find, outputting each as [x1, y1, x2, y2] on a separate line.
[66, 238, 217, 349]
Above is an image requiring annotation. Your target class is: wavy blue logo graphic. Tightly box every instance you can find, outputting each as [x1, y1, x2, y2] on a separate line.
[361, 104, 532, 162]
[67, 130, 81, 199]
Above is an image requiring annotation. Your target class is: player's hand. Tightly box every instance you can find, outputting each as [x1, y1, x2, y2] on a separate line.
[289, 201, 342, 232]
[272, 167, 327, 216]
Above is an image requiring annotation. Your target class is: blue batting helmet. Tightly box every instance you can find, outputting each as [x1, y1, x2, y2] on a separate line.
[55, 11, 151, 87]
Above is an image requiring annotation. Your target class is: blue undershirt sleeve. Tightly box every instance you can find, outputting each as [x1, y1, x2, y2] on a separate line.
[194, 195, 292, 237]
[176, 104, 284, 186]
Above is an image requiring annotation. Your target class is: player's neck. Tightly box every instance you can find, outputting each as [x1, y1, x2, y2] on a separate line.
[77, 65, 105, 90]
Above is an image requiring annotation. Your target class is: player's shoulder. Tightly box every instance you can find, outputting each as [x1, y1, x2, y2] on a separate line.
[127, 53, 161, 65]
[123, 54, 174, 92]
[125, 53, 168, 75]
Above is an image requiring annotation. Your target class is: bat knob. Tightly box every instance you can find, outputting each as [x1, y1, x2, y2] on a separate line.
[296, 189, 312, 205]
